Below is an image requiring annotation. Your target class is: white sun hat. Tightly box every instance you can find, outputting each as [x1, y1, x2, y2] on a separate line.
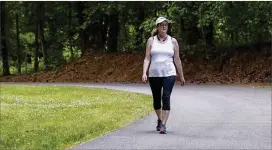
[155, 17, 170, 26]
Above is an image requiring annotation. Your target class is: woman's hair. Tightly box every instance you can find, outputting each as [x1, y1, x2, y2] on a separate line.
[151, 28, 159, 36]
[151, 24, 172, 36]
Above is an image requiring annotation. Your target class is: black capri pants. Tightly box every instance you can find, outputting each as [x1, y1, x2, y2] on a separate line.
[148, 76, 176, 110]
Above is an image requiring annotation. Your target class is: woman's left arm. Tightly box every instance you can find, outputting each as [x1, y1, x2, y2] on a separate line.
[172, 38, 185, 85]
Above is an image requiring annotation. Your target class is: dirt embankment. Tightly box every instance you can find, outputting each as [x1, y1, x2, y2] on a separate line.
[0, 51, 271, 85]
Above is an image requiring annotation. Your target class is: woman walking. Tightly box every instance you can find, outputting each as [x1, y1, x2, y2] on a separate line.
[142, 17, 185, 134]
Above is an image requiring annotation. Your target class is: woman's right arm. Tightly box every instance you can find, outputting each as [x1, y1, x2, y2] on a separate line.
[142, 37, 153, 83]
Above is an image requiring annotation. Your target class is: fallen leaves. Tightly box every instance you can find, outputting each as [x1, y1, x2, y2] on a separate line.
[0, 52, 271, 85]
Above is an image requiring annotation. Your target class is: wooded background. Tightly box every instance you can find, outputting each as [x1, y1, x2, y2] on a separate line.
[0, 1, 271, 77]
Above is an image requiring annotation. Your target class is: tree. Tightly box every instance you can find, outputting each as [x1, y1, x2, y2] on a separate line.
[107, 12, 120, 52]
[16, 11, 22, 74]
[37, 2, 48, 69]
[68, 2, 74, 59]
[1, 1, 270, 76]
[133, 2, 146, 51]
[76, 1, 88, 56]
[34, 8, 39, 72]
[1, 1, 11, 76]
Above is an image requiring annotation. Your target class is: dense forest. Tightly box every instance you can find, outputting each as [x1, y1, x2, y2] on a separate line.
[0, 1, 271, 84]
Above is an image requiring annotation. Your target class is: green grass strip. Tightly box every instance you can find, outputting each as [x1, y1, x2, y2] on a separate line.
[0, 84, 153, 150]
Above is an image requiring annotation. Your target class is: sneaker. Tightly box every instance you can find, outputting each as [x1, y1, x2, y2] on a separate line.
[159, 124, 166, 134]
[156, 119, 162, 131]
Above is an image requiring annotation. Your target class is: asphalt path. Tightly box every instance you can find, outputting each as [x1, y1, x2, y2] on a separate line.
[1, 82, 271, 149]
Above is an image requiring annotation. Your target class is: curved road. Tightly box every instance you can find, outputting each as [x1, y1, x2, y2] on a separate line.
[2, 83, 271, 149]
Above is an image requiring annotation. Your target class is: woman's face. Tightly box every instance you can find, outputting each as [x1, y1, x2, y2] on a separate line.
[157, 21, 168, 34]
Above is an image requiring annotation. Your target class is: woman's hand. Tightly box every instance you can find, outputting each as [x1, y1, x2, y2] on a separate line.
[172, 38, 185, 86]
[142, 74, 148, 84]
[180, 76, 185, 86]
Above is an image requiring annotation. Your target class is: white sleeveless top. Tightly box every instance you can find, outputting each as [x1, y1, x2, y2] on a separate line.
[149, 35, 177, 77]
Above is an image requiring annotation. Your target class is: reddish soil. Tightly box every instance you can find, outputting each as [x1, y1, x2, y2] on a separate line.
[0, 52, 271, 86]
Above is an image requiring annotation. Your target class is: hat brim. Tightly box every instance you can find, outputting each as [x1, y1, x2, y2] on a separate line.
[156, 19, 170, 25]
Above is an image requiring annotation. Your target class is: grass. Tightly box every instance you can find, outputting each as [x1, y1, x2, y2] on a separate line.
[0, 84, 153, 150]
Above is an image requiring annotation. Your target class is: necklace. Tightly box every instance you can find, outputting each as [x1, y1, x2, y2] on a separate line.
[157, 35, 168, 42]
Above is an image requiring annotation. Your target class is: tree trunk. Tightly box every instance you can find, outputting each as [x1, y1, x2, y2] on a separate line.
[270, 35, 272, 58]
[68, 2, 74, 59]
[34, 4, 39, 72]
[245, 26, 250, 43]
[1, 1, 10, 76]
[235, 30, 239, 44]
[207, 23, 214, 46]
[134, 3, 145, 51]
[95, 15, 107, 52]
[200, 5, 206, 51]
[24, 54, 27, 73]
[153, 2, 157, 17]
[231, 31, 234, 45]
[102, 15, 109, 52]
[38, 2, 48, 69]
[77, 2, 88, 56]
[180, 17, 185, 38]
[16, 13, 22, 74]
[229, 2, 234, 45]
[107, 12, 120, 52]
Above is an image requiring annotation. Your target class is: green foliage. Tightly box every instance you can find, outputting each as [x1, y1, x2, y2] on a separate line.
[140, 17, 157, 41]
[2, 1, 271, 76]
[63, 42, 81, 61]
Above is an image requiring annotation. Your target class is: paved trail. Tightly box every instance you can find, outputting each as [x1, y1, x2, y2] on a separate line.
[2, 83, 271, 149]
